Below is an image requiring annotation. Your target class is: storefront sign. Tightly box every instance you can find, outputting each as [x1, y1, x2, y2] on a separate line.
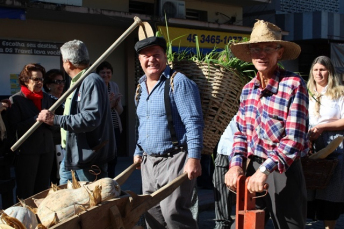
[0, 39, 62, 96]
[157, 26, 250, 50]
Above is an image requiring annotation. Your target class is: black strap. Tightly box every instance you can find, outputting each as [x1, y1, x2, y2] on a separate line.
[164, 72, 179, 148]
[135, 84, 143, 151]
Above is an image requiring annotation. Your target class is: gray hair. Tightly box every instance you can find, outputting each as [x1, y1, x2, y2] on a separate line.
[60, 40, 89, 67]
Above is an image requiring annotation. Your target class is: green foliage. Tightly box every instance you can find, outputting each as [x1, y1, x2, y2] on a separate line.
[157, 19, 256, 81]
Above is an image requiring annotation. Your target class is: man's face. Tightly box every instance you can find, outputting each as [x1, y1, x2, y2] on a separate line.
[62, 58, 70, 75]
[249, 42, 284, 77]
[138, 45, 167, 79]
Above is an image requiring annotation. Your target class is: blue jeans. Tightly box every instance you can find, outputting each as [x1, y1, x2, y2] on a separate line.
[59, 158, 108, 185]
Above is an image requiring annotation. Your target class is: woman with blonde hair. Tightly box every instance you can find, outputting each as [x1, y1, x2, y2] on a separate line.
[307, 56, 344, 229]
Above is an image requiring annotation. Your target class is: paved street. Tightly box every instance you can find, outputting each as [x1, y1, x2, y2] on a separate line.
[117, 157, 344, 228]
[1, 157, 344, 228]
[199, 207, 344, 228]
[198, 201, 344, 228]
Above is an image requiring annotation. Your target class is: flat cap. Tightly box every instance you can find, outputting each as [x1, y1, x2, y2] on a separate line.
[135, 36, 167, 53]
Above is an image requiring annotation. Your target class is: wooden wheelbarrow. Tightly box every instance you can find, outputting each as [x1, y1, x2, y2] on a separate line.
[235, 175, 268, 229]
[17, 163, 188, 229]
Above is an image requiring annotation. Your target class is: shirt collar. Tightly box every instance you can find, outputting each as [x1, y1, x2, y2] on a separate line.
[72, 68, 87, 83]
[313, 85, 328, 95]
[254, 67, 281, 94]
[138, 65, 171, 84]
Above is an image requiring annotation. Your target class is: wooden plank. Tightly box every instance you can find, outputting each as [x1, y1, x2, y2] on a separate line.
[109, 205, 125, 229]
[244, 210, 265, 229]
[123, 173, 188, 229]
[50, 193, 130, 229]
[114, 163, 139, 186]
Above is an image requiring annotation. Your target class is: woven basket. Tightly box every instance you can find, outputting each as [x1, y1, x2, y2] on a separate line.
[301, 157, 338, 189]
[170, 60, 249, 155]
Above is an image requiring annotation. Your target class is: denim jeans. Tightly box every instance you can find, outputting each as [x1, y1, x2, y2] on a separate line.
[59, 157, 108, 185]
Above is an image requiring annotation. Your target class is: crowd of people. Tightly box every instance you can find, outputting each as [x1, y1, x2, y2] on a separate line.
[0, 40, 122, 200]
[0, 19, 343, 229]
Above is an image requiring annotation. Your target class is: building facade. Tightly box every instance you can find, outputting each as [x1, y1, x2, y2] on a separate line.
[0, 0, 270, 156]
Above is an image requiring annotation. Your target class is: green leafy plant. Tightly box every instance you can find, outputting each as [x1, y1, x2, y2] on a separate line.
[157, 19, 256, 81]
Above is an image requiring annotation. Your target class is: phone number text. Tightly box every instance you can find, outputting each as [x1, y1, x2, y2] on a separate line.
[187, 34, 243, 45]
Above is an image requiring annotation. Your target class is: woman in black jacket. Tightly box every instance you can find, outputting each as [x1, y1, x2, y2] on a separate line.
[8, 63, 56, 199]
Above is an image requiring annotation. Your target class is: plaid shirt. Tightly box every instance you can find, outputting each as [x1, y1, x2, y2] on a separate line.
[134, 66, 204, 159]
[229, 67, 309, 173]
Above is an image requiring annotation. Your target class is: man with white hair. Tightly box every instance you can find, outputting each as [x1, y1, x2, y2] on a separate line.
[38, 40, 116, 184]
[225, 20, 309, 228]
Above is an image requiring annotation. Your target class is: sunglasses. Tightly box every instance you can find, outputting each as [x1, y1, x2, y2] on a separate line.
[52, 79, 66, 85]
[29, 77, 44, 82]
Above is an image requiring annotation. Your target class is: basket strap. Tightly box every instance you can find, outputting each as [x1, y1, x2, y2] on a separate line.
[135, 83, 142, 151]
[165, 71, 179, 148]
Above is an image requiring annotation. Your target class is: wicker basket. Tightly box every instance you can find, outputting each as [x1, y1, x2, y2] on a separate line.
[170, 60, 249, 155]
[301, 157, 338, 189]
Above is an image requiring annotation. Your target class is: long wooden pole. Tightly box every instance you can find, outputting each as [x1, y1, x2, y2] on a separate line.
[11, 16, 143, 152]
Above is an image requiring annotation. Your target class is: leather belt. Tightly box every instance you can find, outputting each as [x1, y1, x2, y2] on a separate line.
[250, 155, 300, 164]
[250, 155, 265, 164]
[149, 145, 186, 158]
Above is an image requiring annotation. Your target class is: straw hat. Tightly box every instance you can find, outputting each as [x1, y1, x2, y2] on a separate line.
[230, 20, 301, 62]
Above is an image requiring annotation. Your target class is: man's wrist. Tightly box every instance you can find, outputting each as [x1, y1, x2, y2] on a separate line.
[259, 165, 270, 175]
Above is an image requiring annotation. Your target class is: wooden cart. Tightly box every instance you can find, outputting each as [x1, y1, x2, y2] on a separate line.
[236, 175, 266, 229]
[18, 163, 188, 229]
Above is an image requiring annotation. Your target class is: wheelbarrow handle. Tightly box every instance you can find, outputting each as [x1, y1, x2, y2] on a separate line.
[114, 162, 140, 186]
[245, 176, 269, 192]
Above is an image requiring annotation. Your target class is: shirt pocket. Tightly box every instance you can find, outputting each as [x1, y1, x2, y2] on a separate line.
[264, 115, 285, 143]
[256, 114, 285, 144]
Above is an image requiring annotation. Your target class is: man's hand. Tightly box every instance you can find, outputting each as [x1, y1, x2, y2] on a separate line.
[184, 158, 201, 180]
[133, 155, 142, 169]
[37, 109, 55, 126]
[247, 169, 268, 193]
[224, 166, 244, 191]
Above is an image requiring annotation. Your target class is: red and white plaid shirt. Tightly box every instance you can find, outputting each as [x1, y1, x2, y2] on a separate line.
[229, 67, 309, 173]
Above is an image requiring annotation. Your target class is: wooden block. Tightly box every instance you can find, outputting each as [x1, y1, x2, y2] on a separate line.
[244, 210, 265, 229]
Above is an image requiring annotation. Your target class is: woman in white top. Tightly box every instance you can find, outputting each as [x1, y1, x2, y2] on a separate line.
[307, 56, 344, 229]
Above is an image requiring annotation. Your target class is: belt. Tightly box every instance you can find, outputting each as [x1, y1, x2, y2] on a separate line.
[250, 155, 265, 164]
[148, 145, 186, 158]
[250, 155, 300, 164]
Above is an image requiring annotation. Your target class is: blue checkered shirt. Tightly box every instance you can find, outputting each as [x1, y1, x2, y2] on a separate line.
[134, 66, 204, 159]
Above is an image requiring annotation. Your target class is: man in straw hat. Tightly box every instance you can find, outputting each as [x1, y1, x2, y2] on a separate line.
[133, 36, 204, 228]
[225, 20, 309, 228]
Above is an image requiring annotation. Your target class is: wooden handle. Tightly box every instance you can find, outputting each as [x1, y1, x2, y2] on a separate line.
[134, 173, 188, 213]
[122, 172, 188, 228]
[114, 162, 139, 186]
[11, 17, 143, 152]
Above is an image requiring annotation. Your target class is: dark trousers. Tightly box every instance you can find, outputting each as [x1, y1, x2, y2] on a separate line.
[107, 127, 120, 178]
[15, 152, 54, 199]
[231, 159, 307, 229]
[213, 154, 233, 229]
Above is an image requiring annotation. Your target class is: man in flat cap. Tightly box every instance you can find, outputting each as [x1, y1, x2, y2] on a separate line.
[225, 20, 309, 228]
[133, 36, 204, 229]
